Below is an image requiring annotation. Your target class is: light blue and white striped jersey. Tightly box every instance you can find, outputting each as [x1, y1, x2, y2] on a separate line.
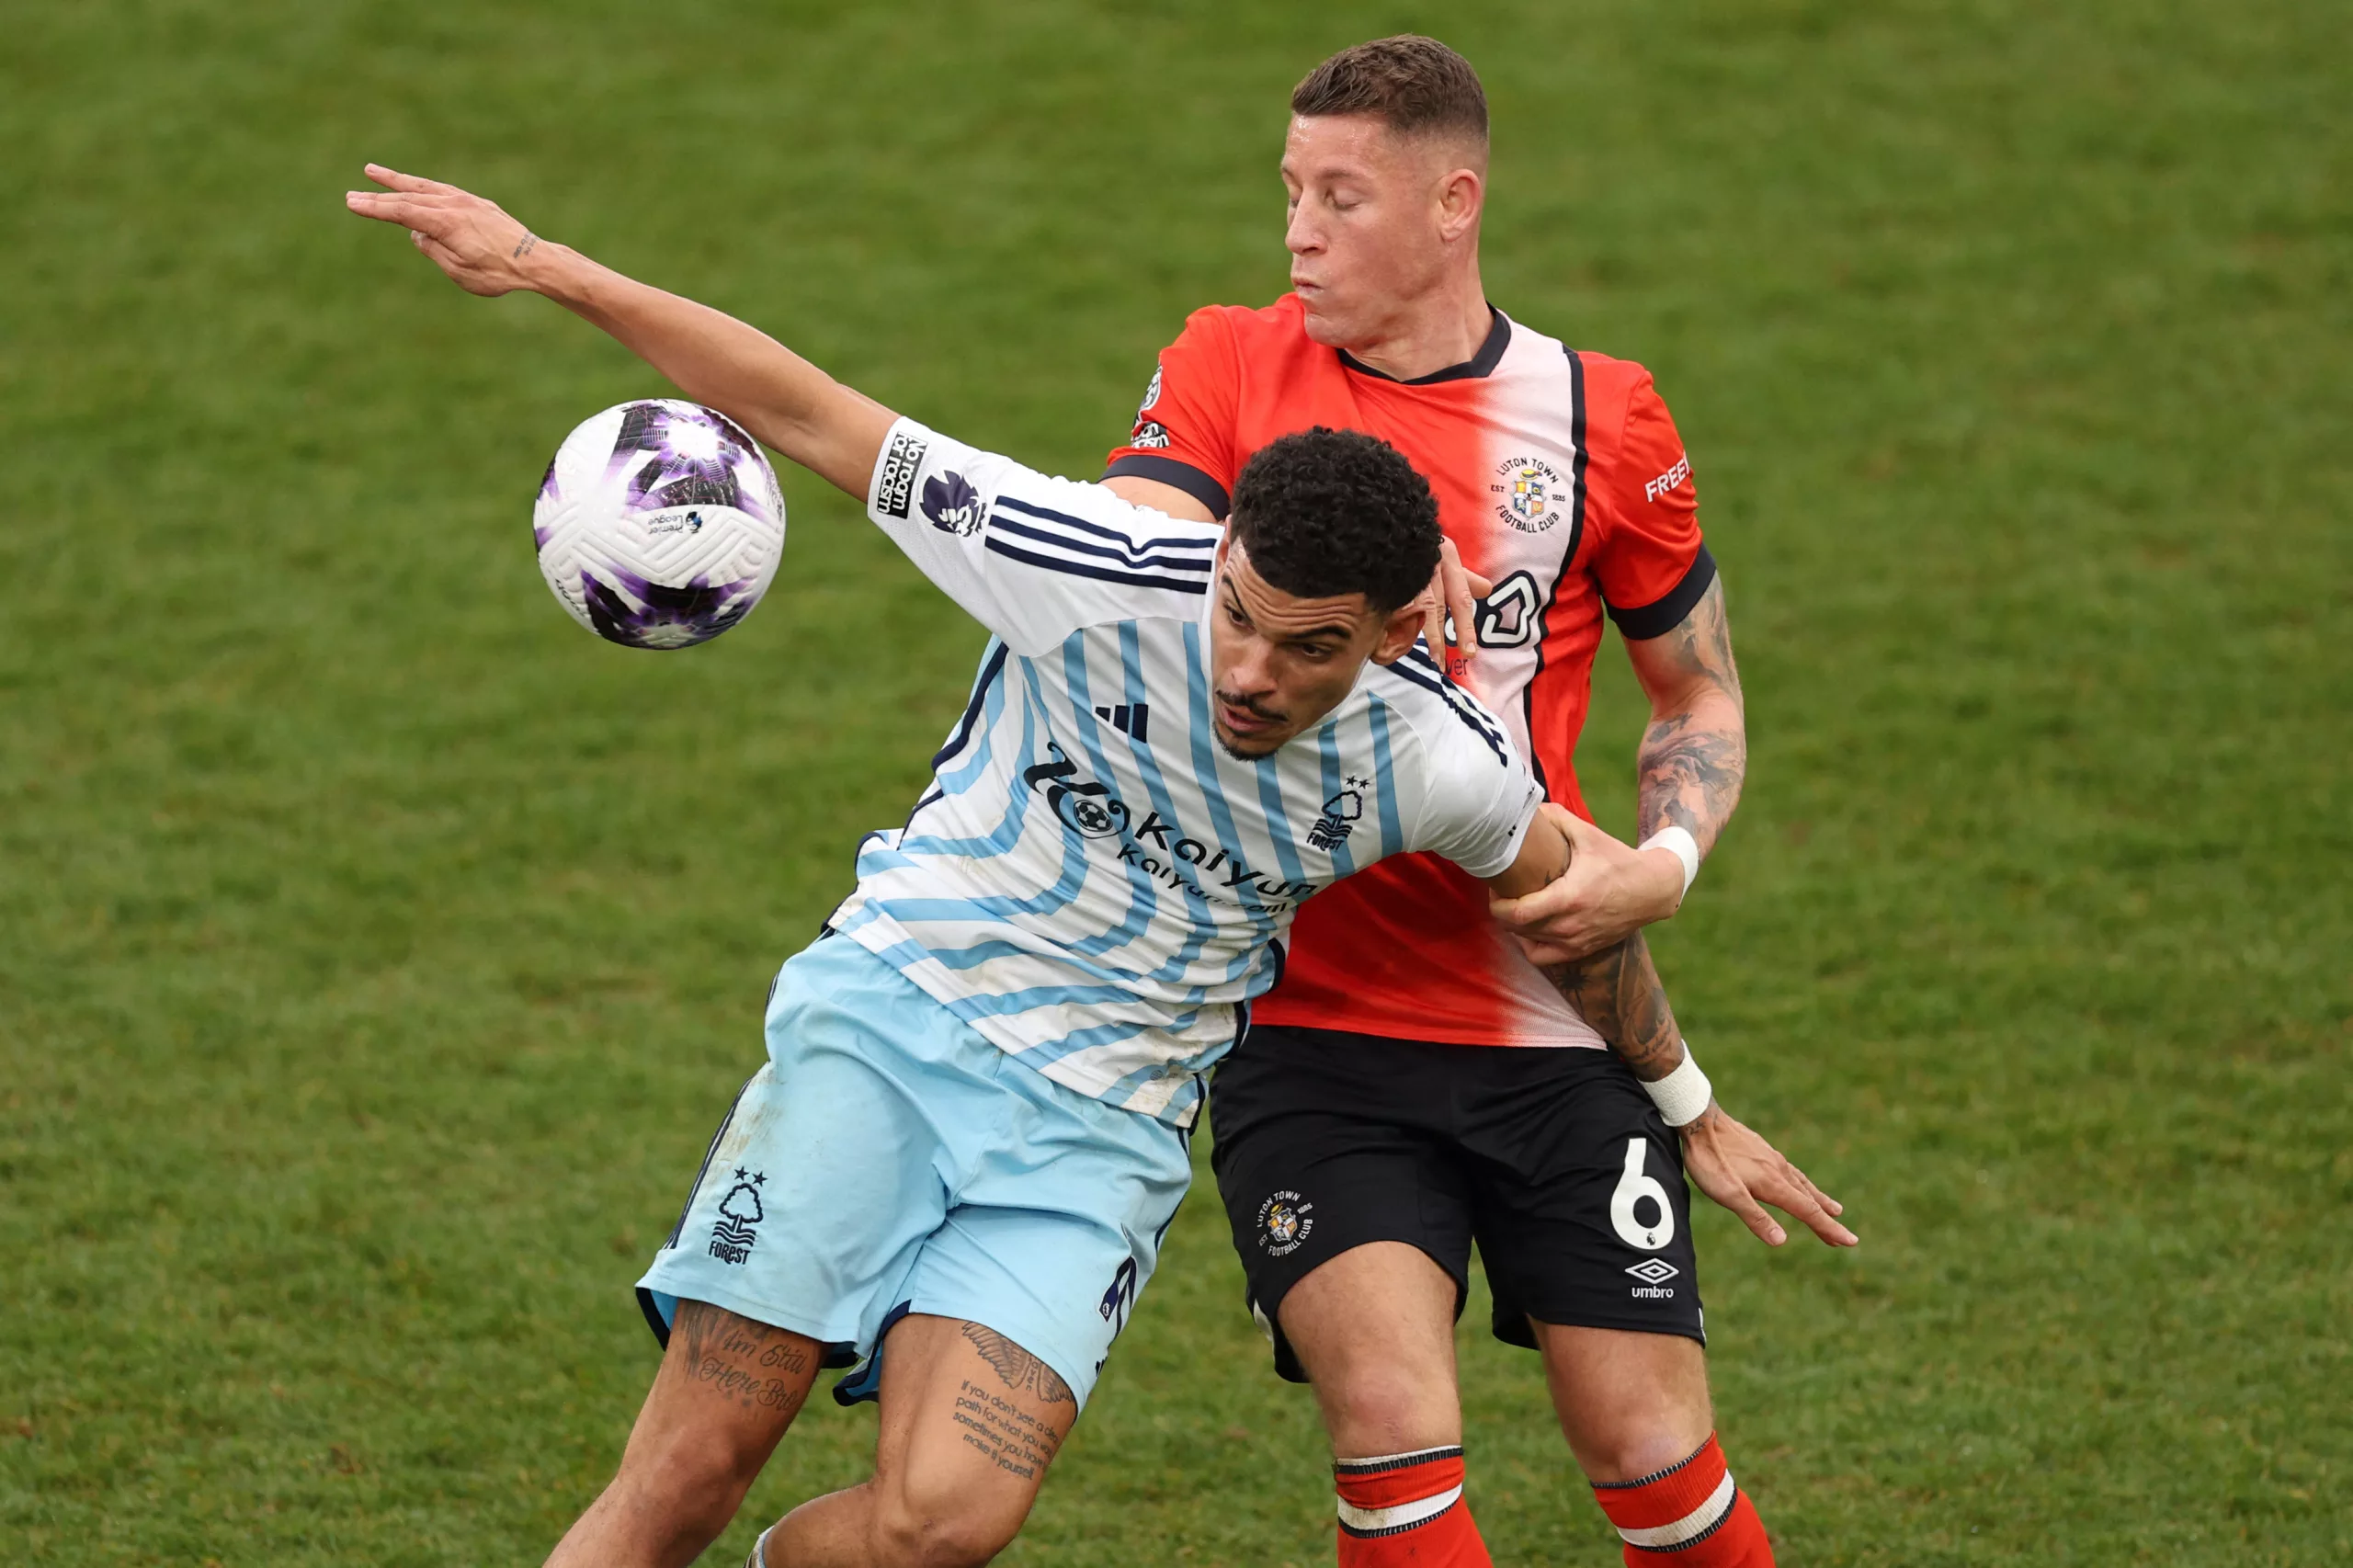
[829, 420, 1543, 1126]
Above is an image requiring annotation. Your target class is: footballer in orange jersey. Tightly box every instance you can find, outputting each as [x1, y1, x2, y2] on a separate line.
[1103, 37, 1855, 1568]
[1113, 290, 1706, 1049]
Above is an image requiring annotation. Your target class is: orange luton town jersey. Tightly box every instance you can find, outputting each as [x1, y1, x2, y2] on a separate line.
[1104, 296, 1714, 1049]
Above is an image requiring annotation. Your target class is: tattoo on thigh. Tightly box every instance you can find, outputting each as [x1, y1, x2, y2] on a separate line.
[950, 1379, 1063, 1481]
[671, 1301, 812, 1415]
[961, 1323, 1074, 1405]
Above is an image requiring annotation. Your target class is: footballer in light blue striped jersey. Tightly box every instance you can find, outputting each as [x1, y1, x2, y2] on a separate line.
[348, 164, 1684, 1568]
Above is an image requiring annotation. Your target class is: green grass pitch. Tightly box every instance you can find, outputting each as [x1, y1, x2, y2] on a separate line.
[3, 1, 2346, 1562]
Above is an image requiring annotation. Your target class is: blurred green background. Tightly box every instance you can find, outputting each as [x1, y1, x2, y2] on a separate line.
[3, 1, 2346, 1562]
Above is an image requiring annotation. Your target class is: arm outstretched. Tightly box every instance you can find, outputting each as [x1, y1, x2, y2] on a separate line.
[345, 165, 894, 496]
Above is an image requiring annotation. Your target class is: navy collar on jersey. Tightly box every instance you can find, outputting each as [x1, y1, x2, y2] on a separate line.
[1336, 306, 1510, 385]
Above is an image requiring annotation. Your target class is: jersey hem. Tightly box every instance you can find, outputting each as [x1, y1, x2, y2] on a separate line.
[1247, 1002, 1612, 1050]
[830, 903, 1212, 1131]
[1454, 793, 1541, 882]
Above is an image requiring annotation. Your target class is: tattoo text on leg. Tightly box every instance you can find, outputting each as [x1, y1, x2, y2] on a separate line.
[672, 1301, 813, 1415]
[961, 1323, 1074, 1405]
[513, 232, 539, 259]
[950, 1380, 1063, 1481]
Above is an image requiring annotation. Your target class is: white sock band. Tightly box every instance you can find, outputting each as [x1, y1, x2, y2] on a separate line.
[1639, 825, 1701, 903]
[1337, 1485, 1463, 1536]
[1644, 1045, 1712, 1128]
[1618, 1471, 1738, 1548]
[745, 1525, 773, 1568]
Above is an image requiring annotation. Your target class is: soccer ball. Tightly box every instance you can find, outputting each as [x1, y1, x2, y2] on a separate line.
[531, 400, 786, 649]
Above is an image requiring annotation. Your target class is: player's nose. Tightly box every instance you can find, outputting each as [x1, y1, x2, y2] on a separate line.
[1284, 207, 1320, 256]
[1226, 638, 1279, 694]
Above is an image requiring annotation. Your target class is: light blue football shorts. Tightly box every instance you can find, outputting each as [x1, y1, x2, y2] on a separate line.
[636, 935, 1191, 1410]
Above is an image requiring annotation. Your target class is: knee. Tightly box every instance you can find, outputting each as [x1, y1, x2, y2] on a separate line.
[869, 1494, 1021, 1568]
[618, 1425, 766, 1541]
[1576, 1421, 1711, 1486]
[1324, 1366, 1459, 1457]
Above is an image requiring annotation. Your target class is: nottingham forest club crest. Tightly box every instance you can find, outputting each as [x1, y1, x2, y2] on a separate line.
[1308, 778, 1368, 851]
[1491, 456, 1566, 534]
[708, 1167, 767, 1266]
[1256, 1189, 1314, 1258]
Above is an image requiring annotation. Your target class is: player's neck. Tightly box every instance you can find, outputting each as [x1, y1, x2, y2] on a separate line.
[1336, 273, 1493, 382]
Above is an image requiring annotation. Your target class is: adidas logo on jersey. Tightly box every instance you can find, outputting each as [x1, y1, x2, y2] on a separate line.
[1092, 702, 1150, 740]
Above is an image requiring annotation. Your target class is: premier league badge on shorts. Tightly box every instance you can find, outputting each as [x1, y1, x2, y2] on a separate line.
[1256, 1189, 1314, 1257]
[708, 1167, 767, 1266]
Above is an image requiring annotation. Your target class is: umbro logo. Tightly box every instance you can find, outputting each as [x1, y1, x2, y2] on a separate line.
[1625, 1258, 1679, 1285]
[1093, 702, 1150, 741]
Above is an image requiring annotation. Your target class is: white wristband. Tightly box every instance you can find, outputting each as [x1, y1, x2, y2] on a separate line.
[1639, 825, 1701, 903]
[1643, 1045, 1712, 1128]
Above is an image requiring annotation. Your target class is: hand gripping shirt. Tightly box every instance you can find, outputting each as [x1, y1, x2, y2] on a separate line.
[1105, 296, 1714, 1050]
[829, 419, 1544, 1126]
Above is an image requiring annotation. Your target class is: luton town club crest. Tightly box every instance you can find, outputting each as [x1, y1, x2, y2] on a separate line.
[1491, 455, 1565, 534]
[1256, 1189, 1314, 1257]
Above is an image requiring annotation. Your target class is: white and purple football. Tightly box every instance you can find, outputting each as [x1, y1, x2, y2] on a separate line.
[531, 400, 786, 650]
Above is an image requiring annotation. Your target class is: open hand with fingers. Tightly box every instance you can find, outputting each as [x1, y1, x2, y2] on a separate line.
[1678, 1102, 1857, 1248]
[1416, 536, 1488, 682]
[345, 165, 546, 296]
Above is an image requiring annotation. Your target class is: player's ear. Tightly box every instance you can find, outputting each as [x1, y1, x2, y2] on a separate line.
[1437, 165, 1483, 242]
[1369, 600, 1425, 665]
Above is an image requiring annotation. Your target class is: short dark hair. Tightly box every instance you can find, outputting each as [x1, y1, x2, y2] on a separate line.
[1228, 428, 1441, 615]
[1290, 35, 1488, 144]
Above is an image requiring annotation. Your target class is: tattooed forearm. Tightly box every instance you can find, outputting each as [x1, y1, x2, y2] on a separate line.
[1628, 578, 1746, 850]
[961, 1324, 1074, 1405]
[1542, 932, 1685, 1082]
[951, 1380, 1063, 1481]
[512, 232, 538, 259]
[1639, 711, 1746, 846]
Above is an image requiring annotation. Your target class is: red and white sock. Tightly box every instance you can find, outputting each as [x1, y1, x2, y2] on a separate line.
[1590, 1434, 1772, 1565]
[1334, 1446, 1494, 1566]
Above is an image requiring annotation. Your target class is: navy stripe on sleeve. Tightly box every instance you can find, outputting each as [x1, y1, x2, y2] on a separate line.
[987, 517, 1216, 574]
[995, 494, 1219, 558]
[1382, 655, 1512, 766]
[983, 538, 1211, 595]
[1101, 455, 1233, 520]
[1606, 544, 1719, 641]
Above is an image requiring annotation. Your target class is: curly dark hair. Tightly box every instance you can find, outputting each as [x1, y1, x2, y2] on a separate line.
[1228, 428, 1441, 615]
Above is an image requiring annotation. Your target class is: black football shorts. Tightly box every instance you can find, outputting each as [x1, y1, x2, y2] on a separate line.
[1209, 1024, 1703, 1382]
